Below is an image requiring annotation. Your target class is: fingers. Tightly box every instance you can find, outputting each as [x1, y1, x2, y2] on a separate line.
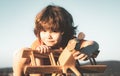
[78, 54, 88, 61]
[36, 45, 51, 54]
[73, 51, 88, 61]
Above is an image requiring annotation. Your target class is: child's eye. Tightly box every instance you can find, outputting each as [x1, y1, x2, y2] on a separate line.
[43, 30, 46, 32]
[41, 29, 46, 32]
[53, 30, 58, 32]
[52, 30, 60, 32]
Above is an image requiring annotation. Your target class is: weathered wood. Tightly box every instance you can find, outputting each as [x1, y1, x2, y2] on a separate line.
[24, 65, 63, 74]
[24, 65, 107, 74]
[22, 49, 61, 58]
[22, 49, 107, 75]
[77, 65, 107, 73]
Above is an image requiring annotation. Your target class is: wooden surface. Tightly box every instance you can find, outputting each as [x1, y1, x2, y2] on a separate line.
[77, 65, 107, 73]
[24, 65, 62, 74]
[22, 49, 61, 58]
[24, 65, 107, 74]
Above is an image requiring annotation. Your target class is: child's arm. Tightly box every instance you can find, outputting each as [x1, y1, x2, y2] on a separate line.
[73, 40, 99, 61]
[13, 48, 30, 76]
[73, 32, 99, 61]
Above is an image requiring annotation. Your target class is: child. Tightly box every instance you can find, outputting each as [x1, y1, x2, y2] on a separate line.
[13, 5, 98, 76]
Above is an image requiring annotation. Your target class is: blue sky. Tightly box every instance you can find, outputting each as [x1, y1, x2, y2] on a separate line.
[0, 0, 120, 68]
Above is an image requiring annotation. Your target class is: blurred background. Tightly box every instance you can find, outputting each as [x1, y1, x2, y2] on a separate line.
[0, 0, 120, 76]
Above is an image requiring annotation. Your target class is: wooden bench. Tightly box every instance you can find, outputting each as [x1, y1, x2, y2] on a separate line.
[22, 38, 107, 76]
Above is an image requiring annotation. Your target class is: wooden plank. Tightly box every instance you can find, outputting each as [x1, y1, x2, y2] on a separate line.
[22, 49, 99, 59]
[22, 49, 61, 58]
[24, 65, 63, 74]
[76, 65, 107, 73]
[24, 65, 107, 74]
[22, 50, 31, 58]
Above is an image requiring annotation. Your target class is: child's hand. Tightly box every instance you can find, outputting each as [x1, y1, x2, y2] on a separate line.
[36, 45, 51, 54]
[73, 40, 98, 61]
[73, 51, 88, 61]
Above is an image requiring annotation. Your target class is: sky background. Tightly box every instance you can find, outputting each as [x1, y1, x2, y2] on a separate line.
[0, 0, 120, 68]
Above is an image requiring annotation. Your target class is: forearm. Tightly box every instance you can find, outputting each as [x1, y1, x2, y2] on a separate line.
[13, 49, 28, 76]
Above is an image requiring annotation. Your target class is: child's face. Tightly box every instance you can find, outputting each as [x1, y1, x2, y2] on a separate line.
[40, 30, 63, 47]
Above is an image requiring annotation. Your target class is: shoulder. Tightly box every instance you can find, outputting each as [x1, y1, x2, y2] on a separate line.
[31, 39, 41, 49]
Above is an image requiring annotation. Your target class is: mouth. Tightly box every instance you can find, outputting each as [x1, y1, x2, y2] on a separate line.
[45, 40, 55, 43]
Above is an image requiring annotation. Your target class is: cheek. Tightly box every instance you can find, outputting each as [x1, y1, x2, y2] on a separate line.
[40, 32, 45, 40]
[53, 34, 62, 42]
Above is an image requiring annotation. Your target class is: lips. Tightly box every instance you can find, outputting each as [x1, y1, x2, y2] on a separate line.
[44, 41, 56, 46]
[45, 40, 55, 43]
